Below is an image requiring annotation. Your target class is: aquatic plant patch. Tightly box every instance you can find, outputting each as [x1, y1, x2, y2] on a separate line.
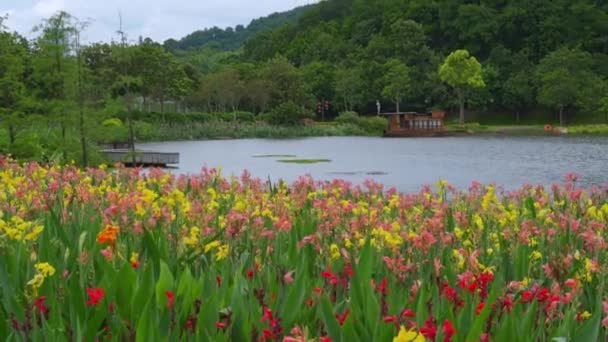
[0, 158, 607, 341]
[277, 159, 332, 164]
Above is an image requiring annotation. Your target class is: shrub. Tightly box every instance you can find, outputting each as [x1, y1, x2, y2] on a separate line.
[265, 102, 314, 126]
[335, 111, 360, 125]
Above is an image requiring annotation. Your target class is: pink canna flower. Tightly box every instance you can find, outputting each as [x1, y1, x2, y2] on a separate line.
[284, 271, 295, 284]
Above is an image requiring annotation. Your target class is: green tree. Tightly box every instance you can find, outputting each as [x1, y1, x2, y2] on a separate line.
[438, 49, 485, 124]
[302, 61, 335, 120]
[335, 66, 364, 112]
[536, 47, 597, 126]
[381, 59, 411, 114]
[503, 71, 534, 123]
[32, 11, 77, 160]
[0, 25, 29, 145]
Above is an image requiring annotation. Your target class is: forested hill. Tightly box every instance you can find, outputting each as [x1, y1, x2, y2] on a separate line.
[163, 4, 314, 52]
[241, 0, 608, 120]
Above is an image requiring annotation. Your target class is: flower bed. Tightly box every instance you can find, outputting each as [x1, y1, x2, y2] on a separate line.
[0, 157, 606, 341]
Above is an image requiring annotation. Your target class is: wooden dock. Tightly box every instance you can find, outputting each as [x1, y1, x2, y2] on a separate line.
[100, 149, 180, 167]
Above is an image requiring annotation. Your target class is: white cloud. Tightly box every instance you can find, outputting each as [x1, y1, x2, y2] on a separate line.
[2, 0, 313, 43]
[33, 0, 65, 17]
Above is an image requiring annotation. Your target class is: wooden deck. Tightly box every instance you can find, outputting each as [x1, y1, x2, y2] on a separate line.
[100, 149, 180, 167]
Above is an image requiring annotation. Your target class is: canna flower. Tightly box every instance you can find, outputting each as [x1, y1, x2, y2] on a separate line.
[330, 244, 340, 261]
[443, 320, 456, 342]
[393, 326, 425, 342]
[215, 244, 229, 261]
[166, 291, 174, 309]
[204, 240, 221, 253]
[130, 252, 140, 268]
[97, 225, 119, 245]
[86, 287, 105, 307]
[335, 309, 350, 326]
[35, 262, 56, 277]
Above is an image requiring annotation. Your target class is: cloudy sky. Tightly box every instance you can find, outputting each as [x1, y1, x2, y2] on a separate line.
[2, 0, 315, 43]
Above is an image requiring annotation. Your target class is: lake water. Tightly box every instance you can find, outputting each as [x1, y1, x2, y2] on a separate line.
[138, 136, 608, 193]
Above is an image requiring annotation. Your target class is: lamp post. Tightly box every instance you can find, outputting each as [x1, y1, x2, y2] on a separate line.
[317, 99, 331, 121]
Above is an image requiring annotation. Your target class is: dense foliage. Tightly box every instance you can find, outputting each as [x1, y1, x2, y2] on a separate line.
[1, 160, 607, 340]
[163, 5, 313, 51]
[2, 1, 608, 165]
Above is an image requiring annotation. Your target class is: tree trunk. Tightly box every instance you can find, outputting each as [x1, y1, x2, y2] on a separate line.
[459, 98, 465, 125]
[395, 98, 400, 115]
[8, 125, 15, 145]
[143, 96, 147, 112]
[77, 47, 88, 167]
[559, 106, 564, 126]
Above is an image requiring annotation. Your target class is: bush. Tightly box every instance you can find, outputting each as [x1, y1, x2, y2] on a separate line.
[335, 111, 387, 135]
[265, 102, 314, 126]
[218, 111, 256, 122]
[335, 111, 360, 125]
[357, 116, 387, 134]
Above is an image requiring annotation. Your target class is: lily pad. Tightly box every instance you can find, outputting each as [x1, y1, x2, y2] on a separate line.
[277, 159, 332, 164]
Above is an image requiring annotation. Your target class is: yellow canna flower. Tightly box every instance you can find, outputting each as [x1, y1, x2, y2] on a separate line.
[215, 244, 229, 261]
[393, 325, 426, 342]
[204, 240, 221, 253]
[330, 244, 340, 261]
[35, 262, 56, 277]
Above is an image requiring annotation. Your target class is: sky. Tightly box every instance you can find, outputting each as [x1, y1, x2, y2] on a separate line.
[1, 0, 315, 43]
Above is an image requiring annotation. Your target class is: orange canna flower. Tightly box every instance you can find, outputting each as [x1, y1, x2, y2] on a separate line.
[97, 225, 120, 245]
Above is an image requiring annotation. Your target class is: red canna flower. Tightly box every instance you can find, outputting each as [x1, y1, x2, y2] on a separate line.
[319, 337, 332, 342]
[520, 290, 534, 303]
[313, 287, 323, 294]
[501, 295, 514, 313]
[216, 275, 222, 287]
[261, 307, 274, 323]
[109, 302, 115, 313]
[335, 309, 350, 326]
[400, 308, 415, 318]
[475, 302, 485, 315]
[165, 291, 174, 309]
[420, 318, 437, 340]
[247, 269, 255, 279]
[321, 268, 338, 286]
[215, 321, 227, 330]
[305, 299, 314, 307]
[383, 315, 398, 323]
[443, 320, 456, 342]
[343, 263, 354, 278]
[86, 287, 105, 307]
[262, 329, 273, 339]
[377, 277, 388, 294]
[536, 288, 550, 302]
[32, 296, 48, 315]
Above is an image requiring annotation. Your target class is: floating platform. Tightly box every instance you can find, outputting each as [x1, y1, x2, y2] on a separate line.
[100, 149, 180, 167]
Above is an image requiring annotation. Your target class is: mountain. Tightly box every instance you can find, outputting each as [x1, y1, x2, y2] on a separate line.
[163, 4, 314, 52]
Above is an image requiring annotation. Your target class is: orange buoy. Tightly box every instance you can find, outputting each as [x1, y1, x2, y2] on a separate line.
[544, 124, 553, 132]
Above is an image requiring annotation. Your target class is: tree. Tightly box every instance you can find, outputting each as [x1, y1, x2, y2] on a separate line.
[0, 27, 29, 145]
[335, 66, 364, 112]
[381, 59, 411, 114]
[245, 79, 272, 113]
[302, 61, 335, 120]
[33, 11, 77, 161]
[503, 71, 534, 123]
[536, 47, 597, 126]
[438, 49, 485, 124]
[260, 56, 311, 108]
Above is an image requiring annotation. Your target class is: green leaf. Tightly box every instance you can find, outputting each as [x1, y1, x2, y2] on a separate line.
[320, 296, 343, 342]
[155, 260, 175, 309]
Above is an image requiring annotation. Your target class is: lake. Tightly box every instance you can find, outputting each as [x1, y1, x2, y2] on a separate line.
[138, 136, 608, 193]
